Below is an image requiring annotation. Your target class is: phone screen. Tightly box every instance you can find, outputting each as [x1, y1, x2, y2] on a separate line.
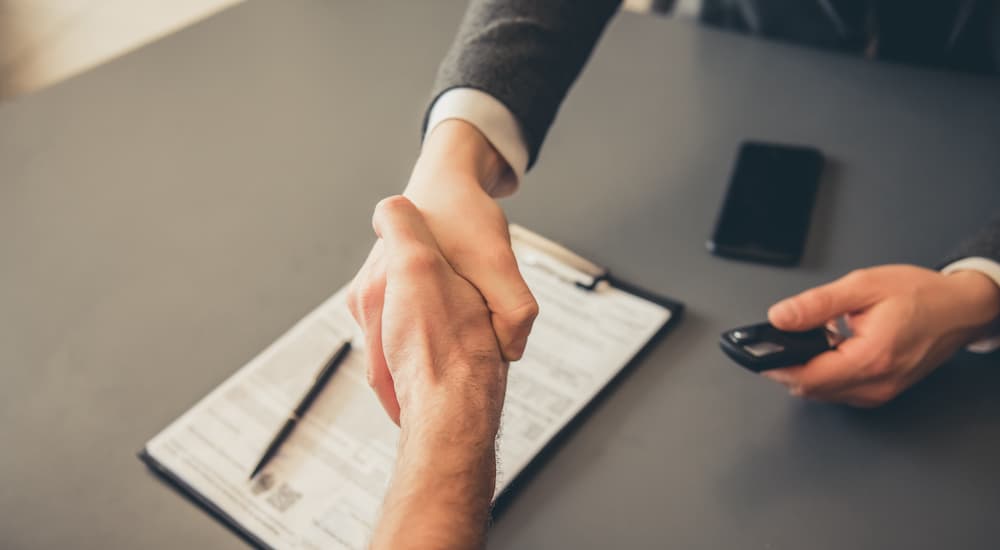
[708, 142, 824, 266]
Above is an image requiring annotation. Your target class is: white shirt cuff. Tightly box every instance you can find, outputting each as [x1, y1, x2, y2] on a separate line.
[424, 88, 528, 198]
[941, 256, 1000, 353]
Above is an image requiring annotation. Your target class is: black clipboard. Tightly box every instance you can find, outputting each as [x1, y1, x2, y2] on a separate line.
[492, 271, 683, 516]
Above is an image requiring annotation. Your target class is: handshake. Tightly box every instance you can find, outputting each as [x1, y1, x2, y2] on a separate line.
[350, 121, 1000, 549]
[350, 121, 1000, 429]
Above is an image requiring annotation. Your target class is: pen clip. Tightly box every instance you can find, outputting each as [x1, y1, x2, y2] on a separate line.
[312, 339, 351, 383]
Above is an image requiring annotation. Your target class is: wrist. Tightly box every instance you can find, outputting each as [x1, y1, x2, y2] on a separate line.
[392, 388, 500, 520]
[415, 119, 509, 197]
[398, 381, 504, 451]
[395, 358, 506, 466]
[397, 415, 498, 482]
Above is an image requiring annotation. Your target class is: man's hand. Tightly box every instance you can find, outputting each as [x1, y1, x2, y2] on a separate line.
[348, 119, 537, 424]
[763, 265, 1000, 407]
[364, 196, 506, 550]
[369, 195, 508, 430]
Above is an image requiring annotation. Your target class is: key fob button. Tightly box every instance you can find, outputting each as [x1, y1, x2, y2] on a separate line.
[730, 329, 752, 343]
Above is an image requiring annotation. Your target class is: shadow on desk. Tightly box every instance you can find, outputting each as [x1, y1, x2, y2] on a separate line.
[844, 351, 1000, 427]
[719, 350, 1000, 523]
[787, 350, 1000, 441]
[491, 301, 696, 520]
[799, 156, 842, 271]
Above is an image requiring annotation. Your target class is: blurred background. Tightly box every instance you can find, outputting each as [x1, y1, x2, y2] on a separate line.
[0, 0, 241, 100]
[0, 0, 653, 101]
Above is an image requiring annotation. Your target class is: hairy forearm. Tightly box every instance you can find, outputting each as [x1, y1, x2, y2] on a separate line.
[372, 374, 506, 550]
[373, 430, 496, 549]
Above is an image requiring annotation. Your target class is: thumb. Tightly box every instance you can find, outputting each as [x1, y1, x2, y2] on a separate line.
[769, 270, 882, 331]
[476, 256, 538, 361]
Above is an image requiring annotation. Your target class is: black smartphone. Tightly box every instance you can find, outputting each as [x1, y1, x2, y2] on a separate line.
[707, 141, 824, 266]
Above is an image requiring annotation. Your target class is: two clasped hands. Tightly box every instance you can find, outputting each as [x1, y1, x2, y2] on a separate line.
[349, 120, 1000, 549]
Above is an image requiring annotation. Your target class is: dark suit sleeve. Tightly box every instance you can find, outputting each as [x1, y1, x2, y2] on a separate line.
[425, 0, 622, 169]
[941, 213, 1000, 266]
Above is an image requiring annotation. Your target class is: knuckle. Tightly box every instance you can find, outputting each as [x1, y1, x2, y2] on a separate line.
[398, 247, 441, 276]
[508, 295, 540, 327]
[374, 195, 413, 217]
[867, 350, 896, 376]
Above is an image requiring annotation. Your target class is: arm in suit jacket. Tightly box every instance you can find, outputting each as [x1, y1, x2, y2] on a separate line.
[941, 216, 1000, 353]
[426, 0, 622, 170]
[944, 214, 1000, 266]
[426, 1, 1000, 315]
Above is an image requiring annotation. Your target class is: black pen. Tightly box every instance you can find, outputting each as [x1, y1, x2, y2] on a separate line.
[249, 340, 352, 480]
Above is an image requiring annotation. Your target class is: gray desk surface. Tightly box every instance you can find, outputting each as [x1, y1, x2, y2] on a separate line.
[3, 2, 1000, 549]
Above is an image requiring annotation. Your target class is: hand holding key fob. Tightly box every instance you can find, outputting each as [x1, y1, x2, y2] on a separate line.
[719, 322, 844, 372]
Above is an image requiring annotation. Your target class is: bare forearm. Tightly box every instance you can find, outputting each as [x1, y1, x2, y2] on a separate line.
[372, 374, 506, 550]
[373, 433, 495, 548]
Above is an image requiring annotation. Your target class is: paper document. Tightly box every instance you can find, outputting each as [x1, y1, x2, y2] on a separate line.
[143, 226, 675, 550]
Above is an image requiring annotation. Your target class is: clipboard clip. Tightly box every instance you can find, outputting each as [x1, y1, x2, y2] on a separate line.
[574, 274, 609, 291]
[509, 224, 609, 292]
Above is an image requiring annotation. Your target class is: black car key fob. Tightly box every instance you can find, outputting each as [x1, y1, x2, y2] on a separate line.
[719, 322, 839, 372]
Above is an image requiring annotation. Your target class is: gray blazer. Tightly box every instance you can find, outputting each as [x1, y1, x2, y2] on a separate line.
[428, 0, 1000, 264]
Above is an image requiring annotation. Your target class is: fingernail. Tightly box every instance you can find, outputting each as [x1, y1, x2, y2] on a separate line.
[768, 300, 797, 327]
[789, 386, 804, 397]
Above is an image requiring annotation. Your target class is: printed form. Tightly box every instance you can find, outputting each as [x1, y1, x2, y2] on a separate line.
[144, 229, 673, 550]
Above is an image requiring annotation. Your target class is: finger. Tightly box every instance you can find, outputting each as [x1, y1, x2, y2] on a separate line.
[471, 247, 538, 361]
[364, 305, 400, 425]
[347, 241, 400, 423]
[372, 195, 441, 257]
[768, 270, 883, 331]
[761, 336, 883, 398]
[373, 196, 452, 304]
[347, 240, 383, 327]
